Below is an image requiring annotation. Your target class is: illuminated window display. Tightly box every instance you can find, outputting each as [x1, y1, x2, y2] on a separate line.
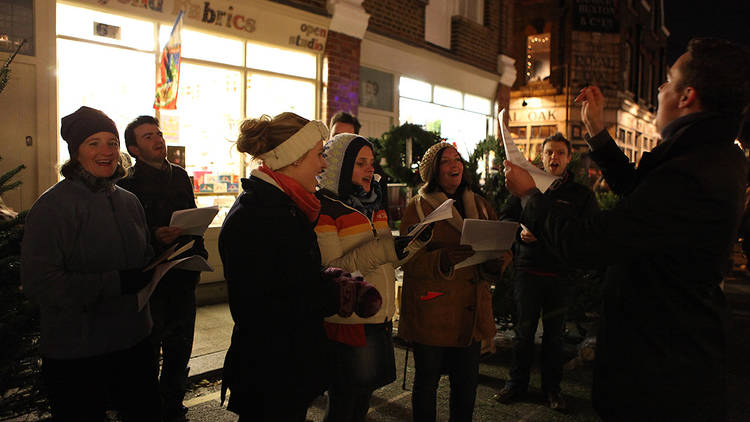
[56, 3, 318, 227]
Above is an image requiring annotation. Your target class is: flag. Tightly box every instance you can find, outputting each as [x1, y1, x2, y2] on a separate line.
[154, 11, 184, 109]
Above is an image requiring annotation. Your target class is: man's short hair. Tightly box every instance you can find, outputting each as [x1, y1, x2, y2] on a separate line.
[681, 38, 750, 116]
[542, 132, 571, 154]
[124, 115, 160, 149]
[329, 111, 361, 134]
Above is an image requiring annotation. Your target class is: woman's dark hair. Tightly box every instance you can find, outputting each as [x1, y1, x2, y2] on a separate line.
[423, 147, 471, 193]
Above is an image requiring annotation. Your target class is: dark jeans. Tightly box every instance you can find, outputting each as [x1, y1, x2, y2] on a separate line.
[411, 341, 481, 422]
[149, 273, 198, 411]
[42, 337, 161, 422]
[508, 271, 568, 394]
[324, 321, 397, 422]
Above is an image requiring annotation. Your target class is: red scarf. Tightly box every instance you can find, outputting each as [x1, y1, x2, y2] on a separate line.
[258, 164, 321, 222]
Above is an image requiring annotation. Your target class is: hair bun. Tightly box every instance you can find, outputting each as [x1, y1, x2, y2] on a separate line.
[236, 115, 273, 156]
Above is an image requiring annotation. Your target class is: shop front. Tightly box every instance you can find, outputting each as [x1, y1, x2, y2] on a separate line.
[52, 0, 329, 282]
[358, 33, 500, 157]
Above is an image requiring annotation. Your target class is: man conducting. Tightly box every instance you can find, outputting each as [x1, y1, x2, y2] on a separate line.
[494, 133, 598, 410]
[119, 116, 208, 422]
[503, 38, 750, 421]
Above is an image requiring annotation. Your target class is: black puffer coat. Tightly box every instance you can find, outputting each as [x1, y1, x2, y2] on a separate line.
[219, 172, 339, 417]
[520, 112, 747, 421]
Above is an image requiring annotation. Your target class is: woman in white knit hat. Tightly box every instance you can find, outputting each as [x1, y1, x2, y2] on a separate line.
[218, 112, 382, 422]
[399, 142, 509, 422]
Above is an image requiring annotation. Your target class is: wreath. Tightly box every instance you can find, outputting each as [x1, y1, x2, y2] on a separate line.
[369, 123, 443, 188]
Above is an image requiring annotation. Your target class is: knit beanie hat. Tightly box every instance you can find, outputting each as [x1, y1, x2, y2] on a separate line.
[61, 106, 119, 155]
[419, 142, 455, 182]
[318, 133, 373, 198]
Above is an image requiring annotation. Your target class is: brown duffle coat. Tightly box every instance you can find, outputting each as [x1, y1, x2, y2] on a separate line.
[398, 186, 498, 347]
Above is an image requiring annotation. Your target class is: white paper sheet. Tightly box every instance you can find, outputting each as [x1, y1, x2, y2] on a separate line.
[499, 109, 559, 193]
[137, 255, 214, 311]
[460, 219, 519, 251]
[454, 219, 518, 269]
[407, 199, 455, 237]
[169, 206, 219, 236]
[454, 250, 506, 269]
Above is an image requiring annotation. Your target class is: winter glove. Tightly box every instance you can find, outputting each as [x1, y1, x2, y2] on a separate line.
[119, 268, 155, 294]
[323, 267, 383, 318]
[439, 244, 475, 274]
[393, 222, 436, 264]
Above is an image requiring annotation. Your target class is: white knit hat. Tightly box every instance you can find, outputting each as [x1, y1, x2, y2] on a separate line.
[259, 120, 329, 170]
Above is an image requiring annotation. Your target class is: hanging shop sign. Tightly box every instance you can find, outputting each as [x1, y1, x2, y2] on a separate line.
[572, 0, 619, 33]
[78, 0, 328, 52]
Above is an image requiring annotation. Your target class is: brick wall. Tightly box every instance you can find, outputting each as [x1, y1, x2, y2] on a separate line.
[322, 30, 361, 125]
[362, 0, 426, 47]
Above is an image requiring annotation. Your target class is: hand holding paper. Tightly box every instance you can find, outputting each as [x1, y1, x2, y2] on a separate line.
[454, 219, 519, 269]
[499, 109, 559, 193]
[407, 198, 454, 240]
[169, 206, 219, 236]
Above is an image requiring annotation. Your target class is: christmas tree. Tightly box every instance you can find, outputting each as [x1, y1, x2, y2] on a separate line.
[0, 39, 47, 418]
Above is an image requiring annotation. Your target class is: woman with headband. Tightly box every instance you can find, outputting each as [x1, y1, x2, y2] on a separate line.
[219, 113, 382, 421]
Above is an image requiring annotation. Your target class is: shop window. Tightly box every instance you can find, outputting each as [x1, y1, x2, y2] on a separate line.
[526, 33, 550, 83]
[163, 63, 243, 227]
[159, 27, 243, 67]
[454, 0, 484, 25]
[57, 3, 154, 51]
[530, 125, 556, 139]
[399, 77, 432, 102]
[246, 73, 315, 121]
[572, 125, 582, 139]
[509, 126, 527, 139]
[0, 0, 34, 55]
[57, 38, 155, 163]
[399, 97, 489, 156]
[246, 43, 316, 79]
[464, 94, 491, 114]
[433, 85, 462, 108]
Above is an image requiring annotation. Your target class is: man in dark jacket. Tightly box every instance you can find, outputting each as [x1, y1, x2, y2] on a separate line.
[503, 38, 750, 421]
[118, 115, 209, 422]
[495, 133, 598, 410]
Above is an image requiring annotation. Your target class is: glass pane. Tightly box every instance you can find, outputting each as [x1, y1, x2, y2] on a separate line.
[57, 39, 155, 164]
[160, 62, 243, 226]
[246, 73, 315, 120]
[399, 97, 488, 156]
[433, 85, 462, 108]
[399, 76, 431, 102]
[246, 42, 316, 79]
[526, 33, 550, 82]
[464, 93, 491, 114]
[159, 27, 243, 66]
[57, 3, 154, 51]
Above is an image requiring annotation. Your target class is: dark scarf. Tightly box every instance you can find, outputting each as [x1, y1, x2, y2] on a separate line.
[345, 180, 382, 220]
[443, 182, 467, 218]
[64, 161, 126, 193]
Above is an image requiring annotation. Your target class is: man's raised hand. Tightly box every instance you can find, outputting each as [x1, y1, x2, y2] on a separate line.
[574, 85, 606, 136]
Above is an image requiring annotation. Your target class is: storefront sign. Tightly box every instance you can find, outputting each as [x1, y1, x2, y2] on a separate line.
[83, 0, 328, 53]
[572, 0, 618, 33]
[509, 108, 564, 123]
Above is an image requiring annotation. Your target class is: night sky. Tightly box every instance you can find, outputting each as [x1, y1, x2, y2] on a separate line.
[663, 0, 750, 64]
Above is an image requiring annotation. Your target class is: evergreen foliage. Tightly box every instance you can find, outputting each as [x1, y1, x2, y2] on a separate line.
[0, 39, 46, 418]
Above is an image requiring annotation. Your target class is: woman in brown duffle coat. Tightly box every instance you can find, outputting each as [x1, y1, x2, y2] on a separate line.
[399, 142, 510, 422]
